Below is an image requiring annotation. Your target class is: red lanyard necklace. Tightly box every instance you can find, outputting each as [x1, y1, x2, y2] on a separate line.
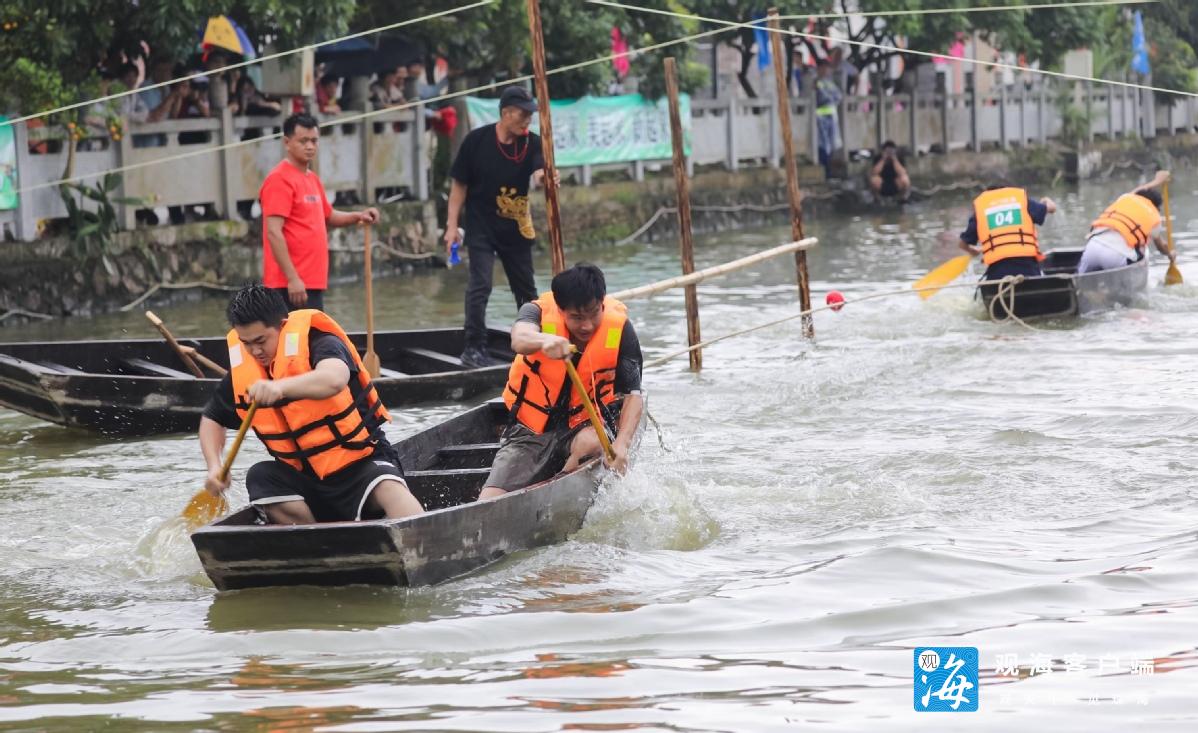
[495, 126, 530, 164]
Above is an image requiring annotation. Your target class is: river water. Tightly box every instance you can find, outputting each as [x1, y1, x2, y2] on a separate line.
[2, 172, 1197, 730]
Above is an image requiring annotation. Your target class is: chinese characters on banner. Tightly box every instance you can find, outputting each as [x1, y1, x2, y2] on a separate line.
[464, 93, 691, 168]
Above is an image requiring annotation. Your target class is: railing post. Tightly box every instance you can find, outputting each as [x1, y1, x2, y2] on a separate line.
[117, 127, 135, 230]
[362, 105, 377, 204]
[12, 121, 37, 241]
[999, 83, 1008, 150]
[810, 85, 820, 162]
[1038, 85, 1047, 144]
[768, 95, 779, 167]
[875, 80, 885, 149]
[1085, 81, 1095, 143]
[940, 91, 949, 153]
[1019, 86, 1027, 145]
[218, 107, 236, 221]
[970, 33, 981, 152]
[909, 88, 918, 154]
[725, 94, 738, 171]
[1106, 82, 1115, 139]
[632, 159, 645, 182]
[413, 102, 429, 200]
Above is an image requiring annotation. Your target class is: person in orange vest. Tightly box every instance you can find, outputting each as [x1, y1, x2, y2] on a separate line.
[199, 285, 424, 524]
[958, 185, 1057, 279]
[479, 263, 645, 500]
[1078, 170, 1174, 274]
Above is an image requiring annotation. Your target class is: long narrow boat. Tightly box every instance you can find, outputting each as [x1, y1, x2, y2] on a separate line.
[191, 400, 642, 590]
[977, 248, 1149, 320]
[0, 327, 512, 435]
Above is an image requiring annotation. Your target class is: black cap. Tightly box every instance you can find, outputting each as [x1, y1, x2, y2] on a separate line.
[499, 85, 538, 112]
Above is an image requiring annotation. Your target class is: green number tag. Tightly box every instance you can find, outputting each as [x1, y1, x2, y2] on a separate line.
[985, 205, 1023, 229]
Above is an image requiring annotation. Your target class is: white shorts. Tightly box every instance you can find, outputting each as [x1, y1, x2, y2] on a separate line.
[1078, 230, 1138, 274]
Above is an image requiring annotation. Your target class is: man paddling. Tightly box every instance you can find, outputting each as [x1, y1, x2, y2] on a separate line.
[958, 185, 1057, 279]
[1077, 170, 1174, 274]
[199, 285, 423, 524]
[478, 263, 644, 500]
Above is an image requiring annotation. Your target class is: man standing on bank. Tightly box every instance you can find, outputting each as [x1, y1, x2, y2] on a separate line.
[478, 263, 644, 501]
[200, 285, 423, 524]
[444, 86, 557, 368]
[260, 114, 381, 313]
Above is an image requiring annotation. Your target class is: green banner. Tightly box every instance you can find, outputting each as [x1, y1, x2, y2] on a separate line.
[0, 118, 16, 211]
[465, 93, 690, 167]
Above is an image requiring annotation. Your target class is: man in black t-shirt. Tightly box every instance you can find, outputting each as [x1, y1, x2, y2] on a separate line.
[445, 86, 556, 368]
[199, 285, 423, 524]
[868, 140, 910, 203]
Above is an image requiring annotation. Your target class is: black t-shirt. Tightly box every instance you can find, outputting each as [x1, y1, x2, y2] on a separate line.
[449, 123, 545, 247]
[515, 302, 643, 432]
[202, 329, 399, 467]
[871, 151, 905, 183]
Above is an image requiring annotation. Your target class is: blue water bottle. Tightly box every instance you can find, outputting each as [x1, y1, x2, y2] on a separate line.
[447, 227, 463, 268]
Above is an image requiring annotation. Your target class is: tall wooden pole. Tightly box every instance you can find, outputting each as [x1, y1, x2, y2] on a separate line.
[525, 0, 566, 275]
[767, 9, 814, 338]
[663, 57, 702, 371]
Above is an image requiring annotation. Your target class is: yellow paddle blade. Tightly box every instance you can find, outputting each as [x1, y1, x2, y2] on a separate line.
[1166, 261, 1183, 286]
[913, 255, 973, 300]
[183, 489, 228, 530]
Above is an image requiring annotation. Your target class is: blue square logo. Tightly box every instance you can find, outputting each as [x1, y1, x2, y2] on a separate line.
[914, 646, 979, 712]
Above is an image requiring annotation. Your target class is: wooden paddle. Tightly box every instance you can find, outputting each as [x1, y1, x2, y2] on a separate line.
[184, 402, 257, 529]
[146, 311, 205, 378]
[913, 254, 973, 300]
[564, 348, 616, 463]
[362, 223, 381, 378]
[1163, 181, 1183, 286]
[178, 345, 228, 377]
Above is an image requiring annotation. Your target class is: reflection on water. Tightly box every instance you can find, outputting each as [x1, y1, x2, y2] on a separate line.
[2, 172, 1198, 728]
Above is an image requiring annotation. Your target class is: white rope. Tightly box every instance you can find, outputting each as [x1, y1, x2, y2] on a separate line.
[0, 0, 496, 129]
[644, 274, 1037, 369]
[986, 274, 1040, 330]
[14, 24, 734, 196]
[589, 0, 1197, 98]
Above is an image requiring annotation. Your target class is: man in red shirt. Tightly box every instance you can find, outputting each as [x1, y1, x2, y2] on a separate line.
[260, 114, 380, 312]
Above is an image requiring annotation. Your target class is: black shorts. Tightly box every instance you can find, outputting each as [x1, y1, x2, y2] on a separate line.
[879, 178, 900, 197]
[245, 455, 407, 522]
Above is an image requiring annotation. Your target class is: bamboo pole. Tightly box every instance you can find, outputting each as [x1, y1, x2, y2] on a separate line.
[525, 0, 566, 275]
[767, 9, 814, 338]
[612, 238, 818, 301]
[663, 57, 702, 371]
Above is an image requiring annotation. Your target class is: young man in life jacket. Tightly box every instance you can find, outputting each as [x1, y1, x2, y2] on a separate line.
[479, 263, 645, 501]
[1077, 170, 1175, 274]
[199, 285, 424, 524]
[958, 184, 1058, 280]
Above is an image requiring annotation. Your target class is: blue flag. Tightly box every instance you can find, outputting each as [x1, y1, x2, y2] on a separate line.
[753, 14, 771, 71]
[1131, 10, 1151, 75]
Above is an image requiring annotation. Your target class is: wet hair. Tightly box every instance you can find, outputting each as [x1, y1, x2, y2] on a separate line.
[118, 63, 138, 80]
[552, 263, 607, 311]
[283, 113, 318, 137]
[1135, 188, 1163, 209]
[226, 284, 289, 328]
[882, 140, 896, 150]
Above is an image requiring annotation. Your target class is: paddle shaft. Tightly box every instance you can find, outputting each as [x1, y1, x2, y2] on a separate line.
[220, 402, 258, 482]
[525, 0, 566, 275]
[180, 346, 227, 377]
[145, 310, 205, 378]
[1164, 181, 1176, 256]
[563, 354, 616, 462]
[363, 224, 378, 371]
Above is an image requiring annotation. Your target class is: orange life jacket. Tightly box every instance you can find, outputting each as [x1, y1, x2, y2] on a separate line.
[1090, 193, 1162, 249]
[227, 309, 390, 479]
[503, 293, 628, 435]
[974, 187, 1042, 265]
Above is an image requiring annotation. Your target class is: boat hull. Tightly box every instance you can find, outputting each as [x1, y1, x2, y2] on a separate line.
[977, 249, 1148, 320]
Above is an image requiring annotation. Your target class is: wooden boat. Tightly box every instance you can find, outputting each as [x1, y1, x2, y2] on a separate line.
[977, 248, 1149, 320]
[191, 400, 641, 590]
[0, 327, 512, 435]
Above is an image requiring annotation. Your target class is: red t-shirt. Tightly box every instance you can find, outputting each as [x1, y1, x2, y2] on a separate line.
[259, 160, 333, 289]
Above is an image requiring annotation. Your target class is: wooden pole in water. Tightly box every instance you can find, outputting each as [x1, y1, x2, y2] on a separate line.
[525, 0, 566, 275]
[664, 57, 702, 371]
[767, 9, 814, 338]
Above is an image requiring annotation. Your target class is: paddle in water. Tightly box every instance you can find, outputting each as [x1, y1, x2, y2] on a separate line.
[184, 402, 257, 529]
[1163, 181, 1183, 286]
[913, 254, 972, 300]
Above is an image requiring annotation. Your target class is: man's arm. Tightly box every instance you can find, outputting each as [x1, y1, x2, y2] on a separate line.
[147, 89, 180, 123]
[1134, 170, 1170, 194]
[511, 320, 571, 359]
[266, 215, 307, 307]
[610, 392, 644, 471]
[200, 416, 230, 496]
[443, 178, 468, 254]
[327, 207, 380, 227]
[1152, 232, 1174, 260]
[247, 358, 351, 407]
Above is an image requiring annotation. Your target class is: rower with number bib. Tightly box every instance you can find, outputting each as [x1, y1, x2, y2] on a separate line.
[478, 263, 645, 501]
[958, 184, 1057, 280]
[198, 285, 424, 524]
